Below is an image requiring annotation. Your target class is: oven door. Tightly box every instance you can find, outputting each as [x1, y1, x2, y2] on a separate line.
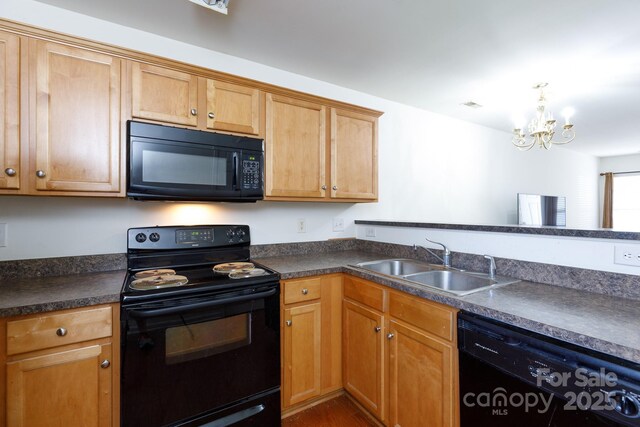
[128, 136, 245, 201]
[121, 283, 280, 427]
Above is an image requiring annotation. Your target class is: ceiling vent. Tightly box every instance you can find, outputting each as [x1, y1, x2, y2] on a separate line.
[188, 0, 229, 14]
[462, 101, 483, 109]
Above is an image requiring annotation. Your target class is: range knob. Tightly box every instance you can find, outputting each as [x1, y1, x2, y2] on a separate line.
[149, 233, 160, 242]
[135, 233, 147, 243]
[226, 229, 236, 238]
[609, 391, 640, 417]
[236, 229, 246, 238]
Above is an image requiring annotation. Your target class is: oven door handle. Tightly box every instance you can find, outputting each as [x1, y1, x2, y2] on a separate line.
[127, 287, 277, 319]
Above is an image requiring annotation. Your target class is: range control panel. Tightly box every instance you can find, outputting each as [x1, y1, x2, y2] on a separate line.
[128, 225, 250, 250]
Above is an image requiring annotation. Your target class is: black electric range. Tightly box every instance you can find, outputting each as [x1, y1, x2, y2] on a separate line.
[120, 225, 281, 427]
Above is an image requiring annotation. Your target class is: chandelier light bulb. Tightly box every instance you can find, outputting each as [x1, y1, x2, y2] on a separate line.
[512, 83, 576, 151]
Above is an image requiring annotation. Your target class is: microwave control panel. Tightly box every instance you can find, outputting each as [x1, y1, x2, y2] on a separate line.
[241, 154, 262, 190]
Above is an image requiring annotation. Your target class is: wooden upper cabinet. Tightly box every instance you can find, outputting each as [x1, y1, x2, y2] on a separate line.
[331, 108, 378, 200]
[131, 62, 198, 126]
[265, 93, 326, 198]
[33, 40, 121, 193]
[204, 79, 260, 135]
[0, 30, 20, 190]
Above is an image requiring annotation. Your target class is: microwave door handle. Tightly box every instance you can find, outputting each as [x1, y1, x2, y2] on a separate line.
[232, 152, 240, 191]
[127, 287, 277, 319]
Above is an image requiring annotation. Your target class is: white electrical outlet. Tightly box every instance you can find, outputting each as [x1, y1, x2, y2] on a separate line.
[297, 218, 306, 233]
[332, 217, 345, 232]
[0, 223, 6, 247]
[365, 227, 376, 237]
[614, 244, 640, 267]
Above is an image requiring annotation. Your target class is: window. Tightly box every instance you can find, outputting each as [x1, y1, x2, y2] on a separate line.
[613, 174, 640, 231]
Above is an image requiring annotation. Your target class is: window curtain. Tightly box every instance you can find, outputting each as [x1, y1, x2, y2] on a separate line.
[602, 172, 614, 228]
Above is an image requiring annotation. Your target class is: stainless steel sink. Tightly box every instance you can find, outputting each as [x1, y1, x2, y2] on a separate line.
[353, 258, 520, 296]
[354, 259, 436, 276]
[401, 270, 519, 295]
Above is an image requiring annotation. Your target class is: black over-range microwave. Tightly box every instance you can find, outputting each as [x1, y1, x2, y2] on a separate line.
[127, 121, 264, 202]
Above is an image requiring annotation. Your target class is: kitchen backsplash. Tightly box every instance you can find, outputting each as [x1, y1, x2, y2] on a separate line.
[1, 239, 637, 300]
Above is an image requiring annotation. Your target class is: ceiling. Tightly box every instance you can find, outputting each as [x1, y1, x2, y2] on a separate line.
[35, 0, 640, 158]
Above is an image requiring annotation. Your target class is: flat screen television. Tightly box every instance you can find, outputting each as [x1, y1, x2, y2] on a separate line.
[517, 193, 566, 226]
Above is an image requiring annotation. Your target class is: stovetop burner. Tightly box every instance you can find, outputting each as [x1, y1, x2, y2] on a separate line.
[121, 225, 279, 304]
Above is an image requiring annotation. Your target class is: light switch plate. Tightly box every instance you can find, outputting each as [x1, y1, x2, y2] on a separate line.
[0, 223, 6, 247]
[332, 218, 345, 232]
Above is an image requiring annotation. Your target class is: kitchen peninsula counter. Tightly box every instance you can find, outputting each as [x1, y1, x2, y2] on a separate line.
[256, 250, 640, 365]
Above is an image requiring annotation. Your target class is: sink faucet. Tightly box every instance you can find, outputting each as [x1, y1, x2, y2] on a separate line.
[484, 255, 496, 279]
[413, 237, 451, 268]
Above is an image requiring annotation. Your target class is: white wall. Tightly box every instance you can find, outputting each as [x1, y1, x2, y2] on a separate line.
[0, 1, 600, 261]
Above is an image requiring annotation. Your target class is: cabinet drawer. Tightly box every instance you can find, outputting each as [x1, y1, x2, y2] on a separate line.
[7, 306, 113, 355]
[388, 291, 455, 342]
[343, 275, 385, 312]
[283, 277, 322, 304]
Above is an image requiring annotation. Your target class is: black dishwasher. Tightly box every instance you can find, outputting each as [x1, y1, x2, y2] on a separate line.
[458, 312, 640, 426]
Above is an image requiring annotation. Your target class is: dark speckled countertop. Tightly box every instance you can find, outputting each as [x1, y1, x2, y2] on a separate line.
[0, 270, 125, 317]
[255, 250, 640, 364]
[2, 249, 638, 365]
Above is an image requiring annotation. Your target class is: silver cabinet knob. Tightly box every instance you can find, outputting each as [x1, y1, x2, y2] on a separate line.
[374, 326, 381, 333]
[332, 185, 338, 191]
[56, 327, 67, 337]
[286, 320, 292, 327]
[4, 168, 16, 177]
[36, 170, 46, 178]
[190, 108, 198, 116]
[301, 288, 308, 295]
[208, 112, 215, 119]
[100, 359, 111, 369]
[387, 333, 395, 340]
[321, 185, 327, 190]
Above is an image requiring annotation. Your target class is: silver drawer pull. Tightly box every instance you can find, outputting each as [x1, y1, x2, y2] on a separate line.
[374, 326, 381, 333]
[100, 359, 110, 369]
[4, 168, 16, 177]
[387, 333, 395, 340]
[190, 108, 198, 116]
[56, 327, 67, 337]
[301, 288, 309, 295]
[208, 112, 215, 119]
[36, 170, 46, 178]
[286, 320, 292, 327]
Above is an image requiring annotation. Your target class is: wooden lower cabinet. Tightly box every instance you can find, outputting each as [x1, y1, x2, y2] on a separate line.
[284, 302, 322, 405]
[1, 303, 119, 427]
[342, 299, 385, 420]
[388, 320, 457, 427]
[342, 274, 459, 427]
[281, 274, 343, 411]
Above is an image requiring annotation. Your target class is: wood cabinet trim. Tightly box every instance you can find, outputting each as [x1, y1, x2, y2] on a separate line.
[0, 19, 382, 118]
[0, 30, 21, 191]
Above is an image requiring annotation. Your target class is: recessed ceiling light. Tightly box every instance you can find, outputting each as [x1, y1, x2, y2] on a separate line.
[461, 101, 483, 109]
[188, 0, 229, 14]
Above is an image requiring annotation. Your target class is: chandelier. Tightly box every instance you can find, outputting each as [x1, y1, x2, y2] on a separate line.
[512, 83, 575, 150]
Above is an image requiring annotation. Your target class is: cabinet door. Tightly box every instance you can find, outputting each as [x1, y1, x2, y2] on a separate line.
[33, 41, 121, 193]
[342, 299, 384, 420]
[7, 343, 112, 427]
[283, 302, 322, 407]
[0, 31, 20, 190]
[131, 62, 198, 126]
[388, 319, 456, 427]
[265, 93, 326, 198]
[205, 79, 260, 135]
[330, 108, 377, 200]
